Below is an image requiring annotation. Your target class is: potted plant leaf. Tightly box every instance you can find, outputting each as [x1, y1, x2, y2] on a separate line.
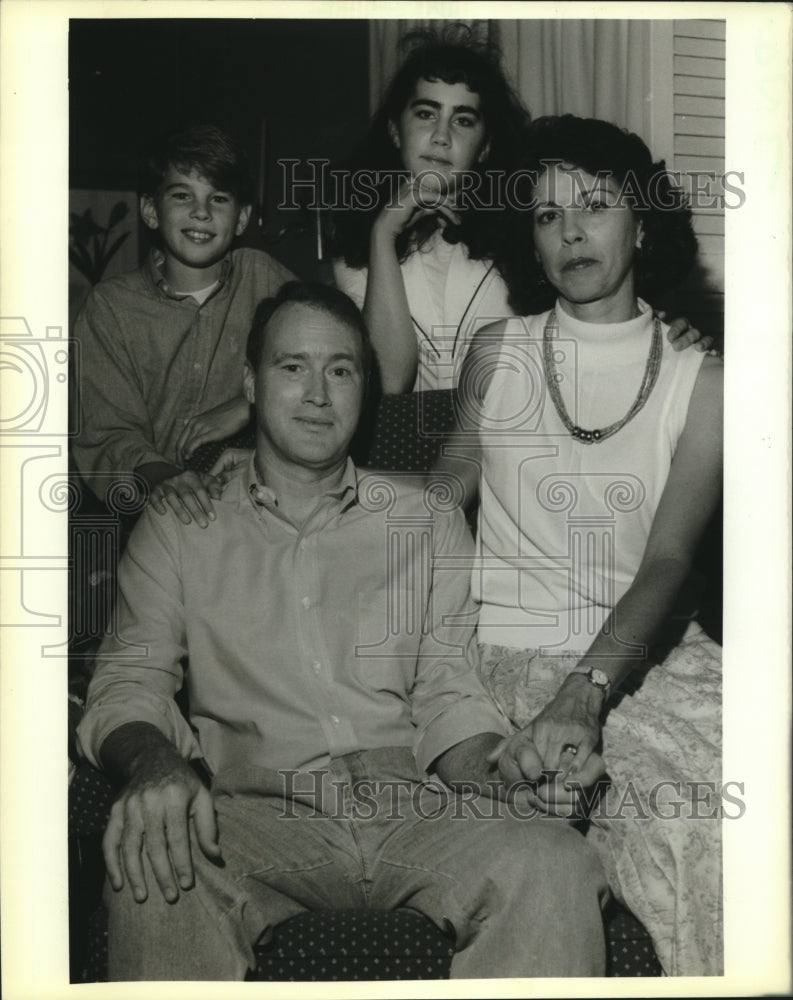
[69, 200, 131, 286]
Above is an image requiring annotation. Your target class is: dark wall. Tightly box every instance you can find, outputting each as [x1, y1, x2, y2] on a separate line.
[69, 18, 370, 279]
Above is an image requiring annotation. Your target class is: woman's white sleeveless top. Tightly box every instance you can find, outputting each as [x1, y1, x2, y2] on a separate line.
[474, 301, 706, 653]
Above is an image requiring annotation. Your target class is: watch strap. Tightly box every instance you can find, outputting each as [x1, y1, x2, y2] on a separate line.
[570, 664, 612, 700]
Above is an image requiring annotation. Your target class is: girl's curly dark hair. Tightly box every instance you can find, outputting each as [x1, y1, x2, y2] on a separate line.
[331, 24, 530, 268]
[497, 115, 699, 315]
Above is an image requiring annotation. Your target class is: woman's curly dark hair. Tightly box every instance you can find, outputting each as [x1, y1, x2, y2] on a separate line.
[331, 24, 530, 268]
[497, 115, 699, 315]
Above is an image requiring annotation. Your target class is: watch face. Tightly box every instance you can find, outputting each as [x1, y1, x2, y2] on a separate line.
[590, 668, 610, 688]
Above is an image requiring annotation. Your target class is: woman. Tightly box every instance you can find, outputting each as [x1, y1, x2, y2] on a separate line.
[332, 27, 710, 396]
[438, 115, 723, 976]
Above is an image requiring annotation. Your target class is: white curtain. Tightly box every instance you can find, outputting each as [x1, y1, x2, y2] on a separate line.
[495, 20, 653, 140]
[369, 18, 655, 144]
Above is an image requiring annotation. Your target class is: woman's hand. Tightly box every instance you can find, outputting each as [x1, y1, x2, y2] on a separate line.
[372, 175, 461, 244]
[526, 672, 605, 772]
[490, 671, 607, 780]
[175, 396, 251, 464]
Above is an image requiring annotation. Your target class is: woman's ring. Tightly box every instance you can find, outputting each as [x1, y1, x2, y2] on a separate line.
[562, 743, 578, 756]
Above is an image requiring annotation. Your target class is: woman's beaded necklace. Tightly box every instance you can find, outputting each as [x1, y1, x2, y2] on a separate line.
[542, 307, 663, 444]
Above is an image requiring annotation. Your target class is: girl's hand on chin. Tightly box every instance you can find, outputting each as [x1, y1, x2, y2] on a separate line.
[374, 175, 461, 240]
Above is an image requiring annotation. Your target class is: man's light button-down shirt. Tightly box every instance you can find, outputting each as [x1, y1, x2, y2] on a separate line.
[253, 484, 276, 506]
[77, 456, 508, 776]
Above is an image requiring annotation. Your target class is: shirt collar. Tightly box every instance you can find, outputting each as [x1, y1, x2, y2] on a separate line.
[144, 247, 233, 301]
[243, 453, 359, 514]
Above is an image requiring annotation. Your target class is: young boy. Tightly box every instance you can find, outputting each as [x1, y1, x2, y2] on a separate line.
[71, 124, 295, 514]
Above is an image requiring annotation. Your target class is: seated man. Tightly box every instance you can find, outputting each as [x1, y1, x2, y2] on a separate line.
[76, 282, 608, 981]
[71, 124, 294, 516]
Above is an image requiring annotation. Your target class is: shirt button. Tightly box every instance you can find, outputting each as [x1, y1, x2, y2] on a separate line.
[193, 362, 201, 370]
[301, 596, 311, 609]
[312, 661, 321, 674]
[330, 715, 340, 726]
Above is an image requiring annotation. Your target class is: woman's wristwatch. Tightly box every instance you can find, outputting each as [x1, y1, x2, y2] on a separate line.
[569, 664, 612, 702]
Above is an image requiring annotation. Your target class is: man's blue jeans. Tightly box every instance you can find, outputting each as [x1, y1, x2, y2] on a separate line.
[107, 748, 608, 980]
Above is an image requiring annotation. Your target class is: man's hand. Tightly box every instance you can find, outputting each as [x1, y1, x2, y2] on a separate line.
[175, 396, 251, 464]
[663, 314, 716, 353]
[103, 743, 221, 904]
[149, 469, 223, 528]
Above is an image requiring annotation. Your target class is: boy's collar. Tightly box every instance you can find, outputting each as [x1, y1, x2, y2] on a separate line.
[145, 248, 233, 300]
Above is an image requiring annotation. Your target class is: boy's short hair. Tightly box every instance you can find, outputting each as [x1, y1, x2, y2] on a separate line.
[139, 124, 254, 204]
[246, 282, 374, 384]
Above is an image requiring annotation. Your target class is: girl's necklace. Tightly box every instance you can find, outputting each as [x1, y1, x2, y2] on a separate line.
[542, 308, 663, 444]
